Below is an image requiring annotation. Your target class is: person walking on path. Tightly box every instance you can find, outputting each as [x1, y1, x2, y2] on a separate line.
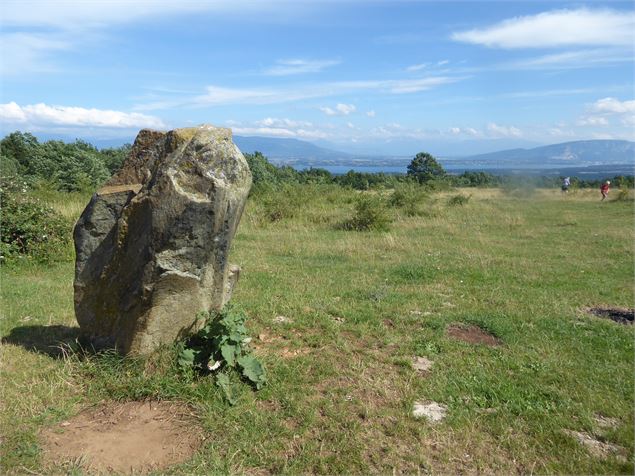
[561, 177, 570, 193]
[600, 180, 611, 201]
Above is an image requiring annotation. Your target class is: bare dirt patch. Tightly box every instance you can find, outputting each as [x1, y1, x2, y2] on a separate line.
[563, 430, 628, 462]
[446, 324, 501, 347]
[593, 414, 620, 429]
[586, 307, 634, 325]
[41, 400, 203, 474]
[252, 330, 310, 359]
[412, 356, 433, 374]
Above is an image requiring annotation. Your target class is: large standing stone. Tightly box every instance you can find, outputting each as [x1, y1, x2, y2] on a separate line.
[73, 125, 252, 355]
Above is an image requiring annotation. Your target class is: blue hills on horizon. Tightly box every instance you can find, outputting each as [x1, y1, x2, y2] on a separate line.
[232, 136, 635, 171]
[16, 130, 635, 172]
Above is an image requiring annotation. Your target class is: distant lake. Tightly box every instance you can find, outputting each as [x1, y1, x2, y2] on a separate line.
[291, 162, 634, 178]
[296, 165, 406, 175]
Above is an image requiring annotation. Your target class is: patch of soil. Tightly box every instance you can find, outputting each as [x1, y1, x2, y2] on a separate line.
[41, 401, 203, 474]
[446, 324, 501, 347]
[593, 414, 620, 429]
[586, 307, 634, 325]
[412, 356, 433, 374]
[252, 330, 309, 359]
[563, 430, 628, 462]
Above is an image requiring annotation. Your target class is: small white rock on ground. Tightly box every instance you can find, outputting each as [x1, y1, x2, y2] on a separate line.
[273, 315, 292, 324]
[412, 356, 433, 372]
[412, 401, 447, 422]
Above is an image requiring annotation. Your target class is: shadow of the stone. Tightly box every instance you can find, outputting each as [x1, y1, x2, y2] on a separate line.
[1, 325, 82, 358]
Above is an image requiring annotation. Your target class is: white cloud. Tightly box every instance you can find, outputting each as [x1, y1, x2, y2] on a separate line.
[507, 49, 633, 70]
[452, 8, 635, 48]
[0, 102, 166, 129]
[336, 103, 356, 115]
[263, 58, 340, 76]
[577, 97, 635, 129]
[136, 76, 462, 110]
[319, 103, 356, 116]
[387, 77, 460, 94]
[486, 123, 522, 137]
[1, 1, 280, 29]
[255, 117, 313, 128]
[547, 127, 575, 138]
[449, 126, 479, 137]
[366, 110, 376, 117]
[621, 115, 635, 127]
[437, 60, 450, 66]
[406, 63, 428, 72]
[499, 87, 598, 99]
[591, 97, 635, 114]
[0, 32, 73, 75]
[231, 126, 328, 140]
[1, 1, 295, 76]
[577, 116, 609, 127]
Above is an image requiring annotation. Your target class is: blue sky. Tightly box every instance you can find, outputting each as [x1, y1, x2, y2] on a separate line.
[1, 0, 633, 155]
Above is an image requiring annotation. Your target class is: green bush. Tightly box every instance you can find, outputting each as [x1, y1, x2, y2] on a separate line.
[1, 131, 129, 193]
[0, 179, 72, 264]
[447, 193, 471, 206]
[613, 188, 633, 202]
[258, 185, 302, 222]
[343, 195, 392, 231]
[389, 183, 429, 216]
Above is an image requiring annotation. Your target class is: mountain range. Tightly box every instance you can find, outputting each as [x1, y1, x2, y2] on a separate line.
[19, 130, 635, 171]
[235, 136, 635, 170]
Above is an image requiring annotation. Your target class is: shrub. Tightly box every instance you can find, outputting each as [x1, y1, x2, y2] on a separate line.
[389, 183, 428, 216]
[447, 194, 471, 206]
[613, 188, 632, 202]
[258, 185, 302, 222]
[343, 195, 392, 231]
[0, 179, 72, 264]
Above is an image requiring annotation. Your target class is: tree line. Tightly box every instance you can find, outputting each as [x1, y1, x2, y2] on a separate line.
[1, 131, 131, 192]
[1, 131, 633, 193]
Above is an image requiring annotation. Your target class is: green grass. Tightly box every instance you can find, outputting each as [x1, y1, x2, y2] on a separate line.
[1, 186, 633, 474]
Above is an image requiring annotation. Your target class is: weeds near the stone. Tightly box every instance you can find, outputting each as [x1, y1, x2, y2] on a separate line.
[179, 307, 266, 404]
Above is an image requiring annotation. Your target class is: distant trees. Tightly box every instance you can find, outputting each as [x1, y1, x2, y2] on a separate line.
[407, 152, 445, 184]
[2, 131, 632, 195]
[0, 131, 131, 192]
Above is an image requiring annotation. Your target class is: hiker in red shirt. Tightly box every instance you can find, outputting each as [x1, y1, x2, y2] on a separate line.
[600, 181, 610, 201]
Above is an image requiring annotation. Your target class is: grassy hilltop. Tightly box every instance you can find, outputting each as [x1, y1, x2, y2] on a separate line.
[1, 185, 634, 474]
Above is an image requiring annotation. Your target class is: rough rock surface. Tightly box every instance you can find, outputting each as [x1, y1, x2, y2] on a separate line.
[73, 125, 251, 354]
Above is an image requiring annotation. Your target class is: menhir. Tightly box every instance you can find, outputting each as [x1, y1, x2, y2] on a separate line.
[73, 125, 252, 354]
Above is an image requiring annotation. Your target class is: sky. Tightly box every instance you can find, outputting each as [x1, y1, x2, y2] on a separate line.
[1, 0, 634, 155]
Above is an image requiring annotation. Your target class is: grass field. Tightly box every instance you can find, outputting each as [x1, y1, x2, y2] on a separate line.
[1, 186, 634, 474]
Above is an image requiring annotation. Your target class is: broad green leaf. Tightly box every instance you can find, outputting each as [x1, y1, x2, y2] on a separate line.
[237, 354, 267, 390]
[221, 343, 237, 367]
[178, 347, 197, 369]
[229, 332, 245, 344]
[216, 373, 238, 405]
